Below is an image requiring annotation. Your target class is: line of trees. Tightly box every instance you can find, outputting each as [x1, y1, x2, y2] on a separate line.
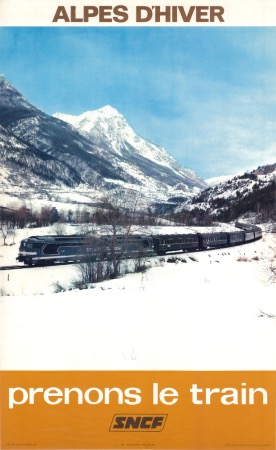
[0, 199, 162, 232]
[0, 204, 62, 245]
[0, 205, 61, 229]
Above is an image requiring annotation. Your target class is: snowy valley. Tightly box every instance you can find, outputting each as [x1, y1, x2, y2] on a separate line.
[0, 224, 275, 371]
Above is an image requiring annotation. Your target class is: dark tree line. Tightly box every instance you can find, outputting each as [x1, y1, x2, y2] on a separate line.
[215, 180, 276, 223]
[0, 205, 61, 229]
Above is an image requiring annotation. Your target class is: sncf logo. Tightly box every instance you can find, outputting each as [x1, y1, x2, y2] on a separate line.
[110, 414, 167, 432]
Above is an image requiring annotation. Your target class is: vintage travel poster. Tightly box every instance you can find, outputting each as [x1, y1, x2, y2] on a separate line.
[0, 0, 276, 449]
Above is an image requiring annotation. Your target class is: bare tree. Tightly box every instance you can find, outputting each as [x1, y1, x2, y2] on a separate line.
[53, 221, 66, 235]
[1, 224, 10, 245]
[264, 249, 276, 284]
[76, 234, 112, 285]
[260, 235, 276, 284]
[99, 191, 143, 278]
[15, 205, 30, 228]
[58, 209, 67, 223]
[8, 227, 17, 245]
[40, 205, 52, 227]
[73, 190, 152, 285]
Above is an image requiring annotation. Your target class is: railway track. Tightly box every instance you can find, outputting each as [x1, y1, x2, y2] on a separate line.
[0, 261, 78, 271]
[0, 265, 29, 271]
[0, 239, 259, 272]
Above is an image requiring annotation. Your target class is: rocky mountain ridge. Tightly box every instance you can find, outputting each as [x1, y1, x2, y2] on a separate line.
[183, 163, 276, 222]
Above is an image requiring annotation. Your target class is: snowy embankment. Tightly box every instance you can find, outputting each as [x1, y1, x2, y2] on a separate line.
[0, 227, 275, 371]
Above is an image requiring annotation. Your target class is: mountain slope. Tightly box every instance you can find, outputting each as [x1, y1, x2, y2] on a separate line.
[0, 76, 207, 205]
[186, 163, 276, 222]
[0, 123, 82, 189]
[0, 79, 128, 186]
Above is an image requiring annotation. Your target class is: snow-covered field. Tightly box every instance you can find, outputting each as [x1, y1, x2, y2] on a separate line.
[0, 226, 275, 371]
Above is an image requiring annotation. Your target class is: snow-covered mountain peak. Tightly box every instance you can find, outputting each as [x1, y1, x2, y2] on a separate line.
[55, 105, 126, 134]
[97, 105, 122, 117]
[54, 106, 207, 190]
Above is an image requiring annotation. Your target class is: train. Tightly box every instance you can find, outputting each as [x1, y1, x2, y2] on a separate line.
[16, 224, 262, 266]
[16, 234, 155, 266]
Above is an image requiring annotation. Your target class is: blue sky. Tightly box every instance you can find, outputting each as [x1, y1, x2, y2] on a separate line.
[0, 27, 275, 179]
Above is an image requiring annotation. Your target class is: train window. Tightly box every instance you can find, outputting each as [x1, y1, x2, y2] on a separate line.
[26, 243, 43, 249]
[186, 237, 197, 243]
[141, 240, 149, 248]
